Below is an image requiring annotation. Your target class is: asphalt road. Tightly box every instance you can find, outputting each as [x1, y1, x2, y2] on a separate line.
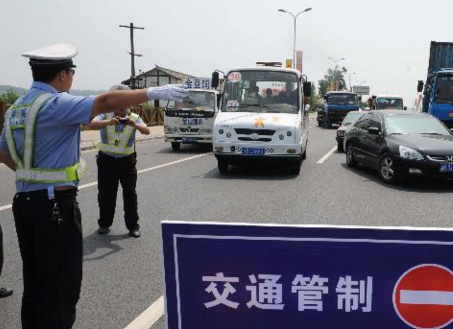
[1, 119, 453, 329]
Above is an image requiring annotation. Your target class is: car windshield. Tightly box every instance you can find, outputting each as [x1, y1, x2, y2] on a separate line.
[376, 98, 403, 110]
[167, 91, 215, 110]
[327, 94, 357, 105]
[385, 115, 451, 135]
[222, 70, 299, 114]
[434, 74, 453, 104]
[342, 112, 364, 125]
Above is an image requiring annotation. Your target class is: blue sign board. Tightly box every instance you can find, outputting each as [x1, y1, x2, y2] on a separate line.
[162, 222, 453, 329]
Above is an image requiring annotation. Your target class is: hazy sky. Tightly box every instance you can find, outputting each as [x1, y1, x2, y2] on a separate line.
[0, 0, 451, 105]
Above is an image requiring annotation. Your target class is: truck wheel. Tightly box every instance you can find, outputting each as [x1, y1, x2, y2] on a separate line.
[317, 119, 323, 127]
[346, 143, 358, 168]
[171, 142, 181, 151]
[337, 142, 344, 153]
[218, 159, 228, 174]
[288, 159, 302, 175]
[302, 147, 307, 160]
[324, 119, 332, 129]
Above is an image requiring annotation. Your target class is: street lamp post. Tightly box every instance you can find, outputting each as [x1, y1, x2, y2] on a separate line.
[328, 57, 345, 91]
[278, 7, 312, 70]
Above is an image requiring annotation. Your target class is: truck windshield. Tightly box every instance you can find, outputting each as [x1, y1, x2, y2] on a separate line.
[376, 98, 403, 110]
[327, 94, 357, 105]
[167, 91, 215, 110]
[222, 70, 299, 114]
[435, 75, 453, 104]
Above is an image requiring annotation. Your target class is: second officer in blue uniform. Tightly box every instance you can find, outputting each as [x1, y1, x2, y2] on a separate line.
[90, 84, 150, 238]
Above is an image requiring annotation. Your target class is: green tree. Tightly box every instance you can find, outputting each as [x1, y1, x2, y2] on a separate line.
[0, 88, 21, 104]
[317, 66, 348, 95]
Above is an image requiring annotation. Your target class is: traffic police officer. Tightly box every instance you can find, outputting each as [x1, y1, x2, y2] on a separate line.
[89, 84, 149, 238]
[0, 43, 186, 329]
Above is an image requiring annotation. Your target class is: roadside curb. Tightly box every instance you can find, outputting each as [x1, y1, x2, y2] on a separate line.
[80, 134, 165, 152]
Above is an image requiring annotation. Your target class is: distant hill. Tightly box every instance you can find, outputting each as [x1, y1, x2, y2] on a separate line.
[0, 85, 105, 97]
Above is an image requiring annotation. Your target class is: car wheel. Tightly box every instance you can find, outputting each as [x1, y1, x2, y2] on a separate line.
[346, 143, 358, 168]
[171, 142, 181, 151]
[302, 147, 307, 160]
[288, 159, 301, 175]
[217, 159, 228, 174]
[337, 142, 344, 153]
[379, 153, 399, 184]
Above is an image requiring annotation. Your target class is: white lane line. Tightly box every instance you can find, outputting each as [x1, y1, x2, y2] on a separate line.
[0, 204, 12, 211]
[316, 146, 338, 164]
[401, 290, 453, 305]
[0, 153, 210, 211]
[123, 295, 164, 329]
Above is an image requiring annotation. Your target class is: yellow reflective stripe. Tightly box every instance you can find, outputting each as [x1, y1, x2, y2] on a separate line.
[24, 93, 53, 169]
[97, 142, 134, 155]
[16, 160, 86, 183]
[4, 109, 24, 168]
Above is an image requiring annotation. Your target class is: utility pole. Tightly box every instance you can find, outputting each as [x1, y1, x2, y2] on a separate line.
[119, 22, 144, 89]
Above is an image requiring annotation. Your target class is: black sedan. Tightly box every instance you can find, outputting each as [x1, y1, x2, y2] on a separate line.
[344, 111, 453, 183]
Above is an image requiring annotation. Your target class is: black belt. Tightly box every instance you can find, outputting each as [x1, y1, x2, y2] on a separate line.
[98, 151, 136, 160]
[15, 188, 77, 200]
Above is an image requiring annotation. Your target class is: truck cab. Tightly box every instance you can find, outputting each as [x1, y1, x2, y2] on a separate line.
[212, 66, 311, 175]
[419, 69, 453, 128]
[317, 91, 359, 128]
[164, 89, 220, 150]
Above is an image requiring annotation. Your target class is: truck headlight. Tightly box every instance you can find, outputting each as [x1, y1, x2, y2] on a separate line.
[399, 146, 423, 160]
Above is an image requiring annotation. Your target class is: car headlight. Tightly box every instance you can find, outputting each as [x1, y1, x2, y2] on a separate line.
[287, 131, 292, 137]
[337, 130, 345, 137]
[279, 134, 285, 140]
[399, 146, 423, 160]
[226, 132, 232, 139]
[219, 129, 224, 135]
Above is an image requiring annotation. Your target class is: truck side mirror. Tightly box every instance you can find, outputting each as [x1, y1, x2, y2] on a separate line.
[212, 72, 219, 89]
[404, 106, 407, 111]
[417, 80, 424, 93]
[303, 82, 312, 97]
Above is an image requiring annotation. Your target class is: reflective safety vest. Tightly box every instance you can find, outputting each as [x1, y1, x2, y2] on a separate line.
[97, 112, 139, 155]
[4, 92, 87, 183]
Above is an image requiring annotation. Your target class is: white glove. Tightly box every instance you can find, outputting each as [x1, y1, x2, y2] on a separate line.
[147, 84, 188, 102]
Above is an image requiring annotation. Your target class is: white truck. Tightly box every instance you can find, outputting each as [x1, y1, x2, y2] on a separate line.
[164, 88, 220, 150]
[211, 66, 312, 174]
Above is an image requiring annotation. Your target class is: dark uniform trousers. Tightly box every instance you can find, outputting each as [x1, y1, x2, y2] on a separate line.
[97, 151, 140, 231]
[13, 189, 82, 329]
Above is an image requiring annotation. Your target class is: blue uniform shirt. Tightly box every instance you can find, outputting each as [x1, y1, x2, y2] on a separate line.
[0, 82, 96, 192]
[95, 113, 144, 158]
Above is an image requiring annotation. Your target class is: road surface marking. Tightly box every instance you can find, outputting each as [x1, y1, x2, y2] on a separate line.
[0, 153, 209, 212]
[401, 290, 453, 305]
[123, 295, 164, 329]
[317, 146, 338, 164]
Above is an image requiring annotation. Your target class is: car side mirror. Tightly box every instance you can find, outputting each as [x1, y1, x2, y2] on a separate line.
[303, 82, 312, 97]
[417, 80, 424, 93]
[212, 72, 219, 89]
[368, 126, 381, 135]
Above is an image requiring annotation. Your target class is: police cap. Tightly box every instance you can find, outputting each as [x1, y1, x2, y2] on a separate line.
[22, 43, 78, 70]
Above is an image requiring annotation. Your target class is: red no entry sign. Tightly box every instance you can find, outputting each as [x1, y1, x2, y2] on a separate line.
[393, 264, 453, 329]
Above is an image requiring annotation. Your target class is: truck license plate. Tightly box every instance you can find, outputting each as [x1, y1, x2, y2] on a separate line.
[182, 137, 197, 143]
[440, 164, 453, 172]
[242, 148, 265, 156]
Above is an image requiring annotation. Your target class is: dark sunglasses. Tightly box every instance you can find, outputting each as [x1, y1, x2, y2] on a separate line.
[65, 69, 75, 76]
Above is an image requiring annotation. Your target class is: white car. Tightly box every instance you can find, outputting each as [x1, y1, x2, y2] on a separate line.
[212, 67, 310, 174]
